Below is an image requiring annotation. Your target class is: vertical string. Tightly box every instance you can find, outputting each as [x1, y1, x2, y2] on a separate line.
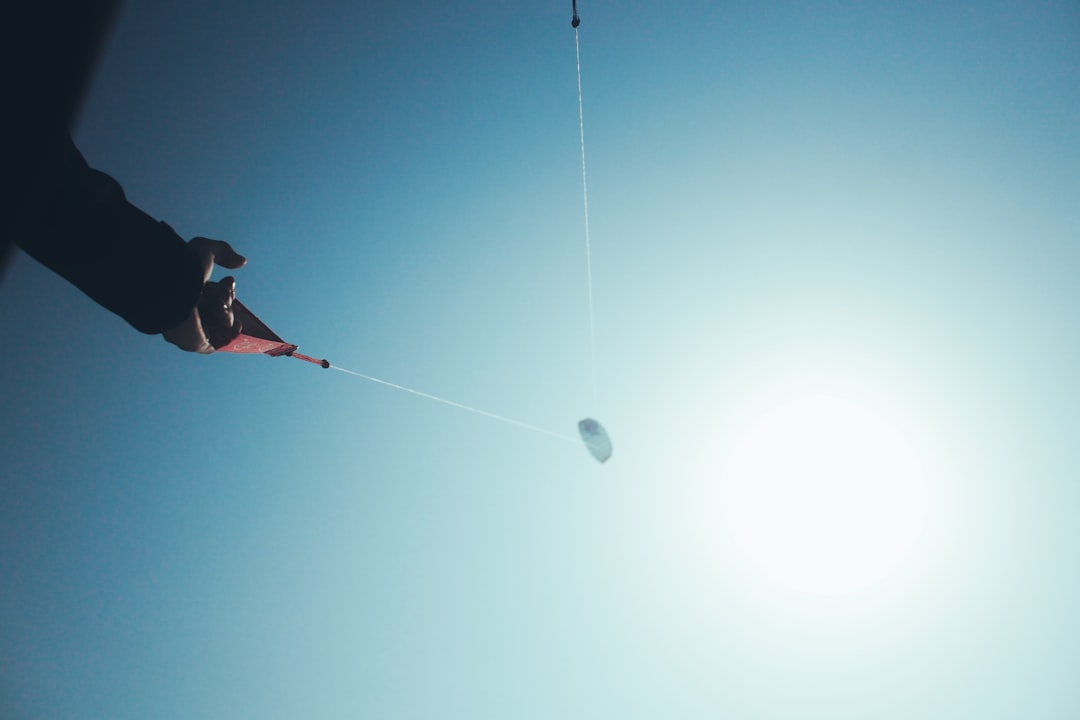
[575, 27, 598, 414]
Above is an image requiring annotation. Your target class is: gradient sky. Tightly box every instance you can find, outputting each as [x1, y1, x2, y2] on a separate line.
[3, 1, 1079, 718]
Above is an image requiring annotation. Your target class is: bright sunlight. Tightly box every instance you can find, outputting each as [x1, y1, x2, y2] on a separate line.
[723, 393, 927, 594]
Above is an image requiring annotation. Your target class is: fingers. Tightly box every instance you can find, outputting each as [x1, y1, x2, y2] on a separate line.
[166, 236, 246, 354]
[162, 276, 244, 354]
[162, 308, 215, 354]
[217, 276, 236, 330]
[197, 276, 244, 349]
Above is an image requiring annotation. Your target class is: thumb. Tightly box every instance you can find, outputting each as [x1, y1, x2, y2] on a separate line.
[189, 236, 247, 279]
[210, 240, 247, 270]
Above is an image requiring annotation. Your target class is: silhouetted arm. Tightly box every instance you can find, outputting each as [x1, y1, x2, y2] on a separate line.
[15, 137, 206, 335]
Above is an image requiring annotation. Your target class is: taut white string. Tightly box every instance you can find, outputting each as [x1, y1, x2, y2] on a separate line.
[575, 27, 598, 414]
[330, 365, 576, 443]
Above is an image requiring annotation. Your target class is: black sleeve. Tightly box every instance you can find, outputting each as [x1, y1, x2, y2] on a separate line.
[15, 138, 205, 335]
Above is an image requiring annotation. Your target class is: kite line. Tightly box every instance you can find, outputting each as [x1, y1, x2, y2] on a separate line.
[319, 12, 600, 452]
[575, 22, 598, 415]
[330, 365, 577, 443]
[218, 7, 612, 460]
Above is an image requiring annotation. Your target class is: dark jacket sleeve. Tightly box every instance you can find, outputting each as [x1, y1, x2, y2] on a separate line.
[14, 138, 205, 335]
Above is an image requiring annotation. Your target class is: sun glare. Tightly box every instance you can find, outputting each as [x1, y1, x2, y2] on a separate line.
[723, 394, 927, 594]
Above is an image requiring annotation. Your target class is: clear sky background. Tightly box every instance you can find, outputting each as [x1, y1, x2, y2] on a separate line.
[2, 1, 1079, 718]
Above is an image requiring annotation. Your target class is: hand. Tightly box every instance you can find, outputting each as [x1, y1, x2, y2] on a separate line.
[163, 237, 247, 353]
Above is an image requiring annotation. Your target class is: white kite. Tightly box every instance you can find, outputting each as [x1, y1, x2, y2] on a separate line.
[578, 418, 612, 463]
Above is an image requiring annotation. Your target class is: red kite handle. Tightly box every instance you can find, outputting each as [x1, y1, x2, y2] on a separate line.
[290, 352, 330, 369]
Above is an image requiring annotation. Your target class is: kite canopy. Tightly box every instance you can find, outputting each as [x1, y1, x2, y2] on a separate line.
[217, 299, 329, 368]
[217, 299, 297, 356]
[578, 418, 612, 463]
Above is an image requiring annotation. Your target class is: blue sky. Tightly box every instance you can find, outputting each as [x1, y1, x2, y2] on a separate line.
[2, 1, 1079, 718]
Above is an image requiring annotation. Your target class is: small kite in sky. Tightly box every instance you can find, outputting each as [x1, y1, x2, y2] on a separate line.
[578, 418, 612, 463]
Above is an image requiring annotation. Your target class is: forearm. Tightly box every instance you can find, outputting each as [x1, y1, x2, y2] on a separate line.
[15, 138, 204, 334]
